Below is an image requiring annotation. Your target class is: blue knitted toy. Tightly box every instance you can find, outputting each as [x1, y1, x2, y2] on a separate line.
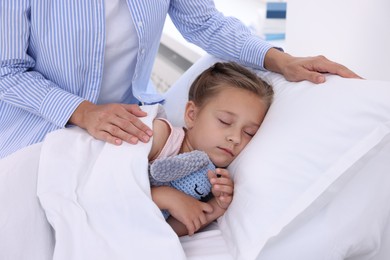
[149, 150, 216, 219]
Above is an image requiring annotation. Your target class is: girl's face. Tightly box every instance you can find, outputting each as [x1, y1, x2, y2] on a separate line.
[182, 85, 268, 168]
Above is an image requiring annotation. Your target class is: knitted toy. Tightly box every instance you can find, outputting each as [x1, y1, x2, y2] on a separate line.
[149, 150, 216, 219]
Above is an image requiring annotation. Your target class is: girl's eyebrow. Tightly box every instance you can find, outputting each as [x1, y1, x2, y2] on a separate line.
[216, 110, 238, 119]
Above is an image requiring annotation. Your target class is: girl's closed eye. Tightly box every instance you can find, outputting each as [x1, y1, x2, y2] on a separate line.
[244, 127, 259, 137]
[217, 114, 233, 126]
[244, 131, 255, 137]
[218, 119, 230, 125]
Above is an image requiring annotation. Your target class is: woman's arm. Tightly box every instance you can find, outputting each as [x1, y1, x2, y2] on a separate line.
[168, 0, 272, 70]
[168, 0, 360, 82]
[0, 1, 85, 127]
[1, 2, 153, 148]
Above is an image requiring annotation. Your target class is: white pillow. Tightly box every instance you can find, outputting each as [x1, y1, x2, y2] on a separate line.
[164, 55, 390, 259]
[220, 74, 390, 259]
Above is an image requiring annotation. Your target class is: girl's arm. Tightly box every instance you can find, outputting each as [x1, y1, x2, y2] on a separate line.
[151, 186, 213, 236]
[166, 197, 227, 237]
[168, 168, 236, 237]
[148, 119, 171, 161]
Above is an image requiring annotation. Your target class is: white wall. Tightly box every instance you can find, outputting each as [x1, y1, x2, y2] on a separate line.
[285, 0, 390, 81]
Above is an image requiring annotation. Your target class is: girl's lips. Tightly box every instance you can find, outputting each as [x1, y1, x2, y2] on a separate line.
[218, 147, 234, 157]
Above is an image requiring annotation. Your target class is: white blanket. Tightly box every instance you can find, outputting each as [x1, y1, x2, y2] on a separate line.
[37, 104, 186, 260]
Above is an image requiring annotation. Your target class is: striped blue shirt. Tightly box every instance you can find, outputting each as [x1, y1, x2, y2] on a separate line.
[0, 0, 273, 159]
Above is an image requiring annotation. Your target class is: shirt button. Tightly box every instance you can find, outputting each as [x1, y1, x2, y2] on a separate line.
[138, 21, 143, 27]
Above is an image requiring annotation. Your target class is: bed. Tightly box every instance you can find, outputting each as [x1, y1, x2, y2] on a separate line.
[1, 54, 390, 260]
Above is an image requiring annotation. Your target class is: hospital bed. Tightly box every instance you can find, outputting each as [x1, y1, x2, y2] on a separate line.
[1, 55, 390, 260]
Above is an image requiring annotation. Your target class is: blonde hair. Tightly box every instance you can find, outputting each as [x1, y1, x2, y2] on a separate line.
[188, 62, 274, 108]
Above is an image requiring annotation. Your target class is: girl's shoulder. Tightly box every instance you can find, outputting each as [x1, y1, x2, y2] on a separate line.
[148, 118, 171, 161]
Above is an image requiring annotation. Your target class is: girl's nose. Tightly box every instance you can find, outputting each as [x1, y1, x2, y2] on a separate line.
[226, 131, 241, 145]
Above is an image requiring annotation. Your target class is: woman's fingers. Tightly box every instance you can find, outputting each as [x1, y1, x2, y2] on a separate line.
[71, 101, 153, 145]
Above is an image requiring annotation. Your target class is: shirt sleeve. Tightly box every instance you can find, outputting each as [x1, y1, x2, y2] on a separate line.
[0, 1, 85, 128]
[168, 0, 275, 70]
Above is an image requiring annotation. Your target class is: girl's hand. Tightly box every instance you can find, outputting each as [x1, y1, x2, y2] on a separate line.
[208, 168, 234, 209]
[152, 186, 213, 236]
[167, 191, 213, 235]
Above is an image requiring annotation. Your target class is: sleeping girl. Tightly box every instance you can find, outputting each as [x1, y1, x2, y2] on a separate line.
[147, 62, 274, 236]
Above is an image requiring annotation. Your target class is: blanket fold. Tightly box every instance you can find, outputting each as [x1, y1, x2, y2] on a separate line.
[37, 104, 186, 260]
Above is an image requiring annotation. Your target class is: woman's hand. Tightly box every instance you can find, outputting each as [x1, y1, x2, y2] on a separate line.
[208, 168, 234, 210]
[264, 48, 362, 84]
[69, 100, 153, 145]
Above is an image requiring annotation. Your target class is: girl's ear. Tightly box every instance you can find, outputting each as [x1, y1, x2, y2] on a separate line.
[184, 101, 197, 129]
